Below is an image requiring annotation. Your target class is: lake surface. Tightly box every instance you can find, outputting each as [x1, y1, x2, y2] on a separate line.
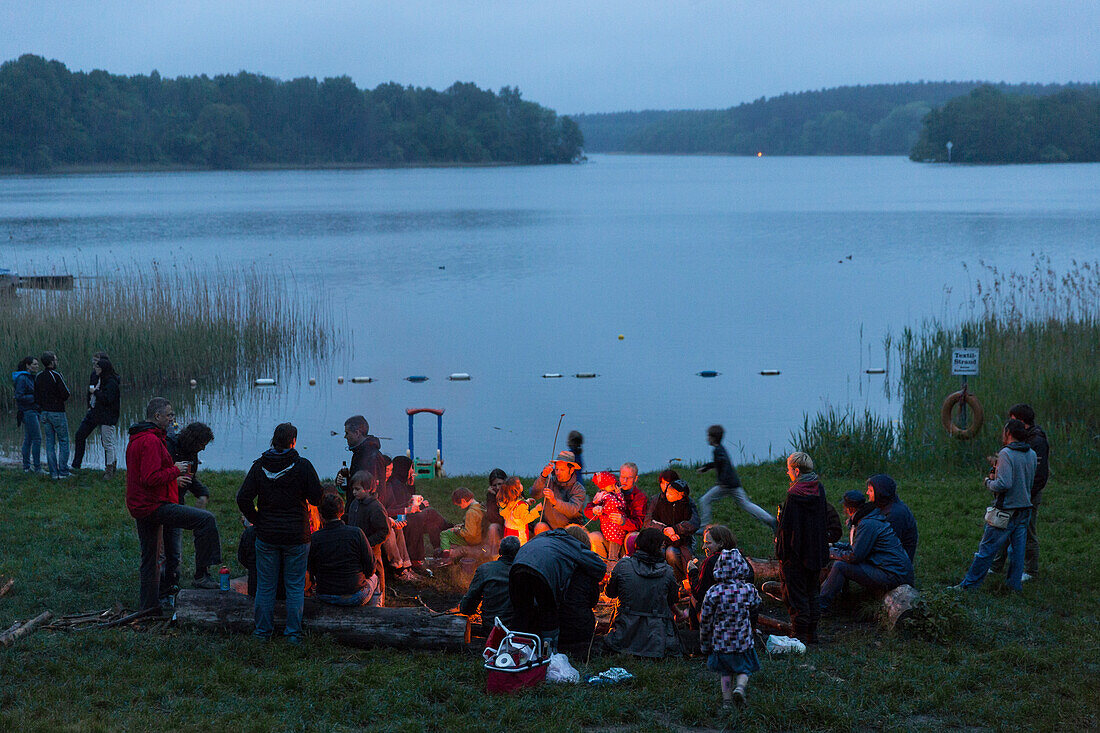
[3, 155, 1099, 477]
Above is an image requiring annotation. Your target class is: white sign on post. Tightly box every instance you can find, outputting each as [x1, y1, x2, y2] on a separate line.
[952, 348, 979, 376]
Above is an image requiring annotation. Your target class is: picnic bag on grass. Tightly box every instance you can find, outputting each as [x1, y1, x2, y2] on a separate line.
[483, 618, 550, 694]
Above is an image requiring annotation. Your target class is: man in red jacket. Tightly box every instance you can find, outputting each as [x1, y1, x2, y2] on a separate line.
[126, 397, 222, 611]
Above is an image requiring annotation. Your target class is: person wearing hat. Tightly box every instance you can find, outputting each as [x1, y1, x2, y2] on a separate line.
[531, 450, 588, 532]
[460, 535, 521, 636]
[644, 473, 701, 581]
[865, 474, 918, 563]
[818, 491, 914, 614]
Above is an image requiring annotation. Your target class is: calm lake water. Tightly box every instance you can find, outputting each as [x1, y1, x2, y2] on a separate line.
[3, 155, 1099, 477]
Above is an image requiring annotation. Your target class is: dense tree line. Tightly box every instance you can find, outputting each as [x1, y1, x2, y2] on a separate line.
[574, 82, 1093, 156]
[910, 85, 1100, 163]
[0, 55, 583, 172]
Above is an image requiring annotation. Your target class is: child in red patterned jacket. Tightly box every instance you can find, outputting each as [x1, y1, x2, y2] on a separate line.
[700, 548, 761, 707]
[587, 471, 627, 560]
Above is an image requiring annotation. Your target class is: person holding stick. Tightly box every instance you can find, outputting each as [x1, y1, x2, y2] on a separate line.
[531, 451, 587, 533]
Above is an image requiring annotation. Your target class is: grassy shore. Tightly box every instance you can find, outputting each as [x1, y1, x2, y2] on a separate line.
[0, 463, 1096, 732]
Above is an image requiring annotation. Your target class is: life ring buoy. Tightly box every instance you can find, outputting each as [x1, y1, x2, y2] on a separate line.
[941, 390, 984, 440]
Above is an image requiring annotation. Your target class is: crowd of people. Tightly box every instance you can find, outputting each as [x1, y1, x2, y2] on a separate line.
[13, 355, 1049, 706]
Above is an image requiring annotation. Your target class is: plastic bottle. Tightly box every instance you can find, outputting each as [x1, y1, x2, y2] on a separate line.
[219, 565, 230, 591]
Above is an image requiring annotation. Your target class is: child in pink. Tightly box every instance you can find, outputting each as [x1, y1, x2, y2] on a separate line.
[588, 471, 627, 560]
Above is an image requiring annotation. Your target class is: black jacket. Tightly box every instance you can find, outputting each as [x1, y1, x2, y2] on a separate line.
[88, 372, 121, 426]
[702, 443, 742, 488]
[34, 369, 70, 412]
[460, 556, 515, 627]
[559, 566, 601, 646]
[345, 495, 390, 547]
[382, 476, 413, 516]
[167, 433, 209, 500]
[236, 449, 324, 545]
[345, 436, 386, 504]
[511, 529, 606, 605]
[308, 520, 374, 596]
[1028, 425, 1051, 501]
[776, 479, 830, 572]
[645, 495, 700, 548]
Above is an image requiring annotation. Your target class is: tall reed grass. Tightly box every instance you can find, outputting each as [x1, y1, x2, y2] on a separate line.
[0, 264, 338, 409]
[798, 256, 1100, 476]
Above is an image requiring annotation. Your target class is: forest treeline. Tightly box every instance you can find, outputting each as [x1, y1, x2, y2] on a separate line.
[910, 85, 1100, 163]
[0, 55, 583, 172]
[574, 81, 1095, 156]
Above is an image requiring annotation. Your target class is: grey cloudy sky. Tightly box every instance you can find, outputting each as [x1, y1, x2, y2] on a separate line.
[3, 1, 1098, 114]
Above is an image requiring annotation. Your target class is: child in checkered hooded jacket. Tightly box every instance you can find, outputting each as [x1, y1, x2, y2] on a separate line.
[700, 547, 761, 706]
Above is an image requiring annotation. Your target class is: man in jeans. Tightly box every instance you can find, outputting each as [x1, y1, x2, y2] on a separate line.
[126, 397, 223, 611]
[953, 419, 1036, 593]
[991, 403, 1049, 580]
[33, 351, 71, 479]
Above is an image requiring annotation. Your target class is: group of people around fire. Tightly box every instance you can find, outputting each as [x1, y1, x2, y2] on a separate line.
[12, 351, 1050, 708]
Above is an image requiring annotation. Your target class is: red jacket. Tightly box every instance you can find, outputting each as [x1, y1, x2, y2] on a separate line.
[125, 422, 180, 519]
[584, 487, 649, 534]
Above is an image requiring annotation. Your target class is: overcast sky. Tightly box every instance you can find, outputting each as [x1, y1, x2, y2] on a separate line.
[3, 2, 1098, 114]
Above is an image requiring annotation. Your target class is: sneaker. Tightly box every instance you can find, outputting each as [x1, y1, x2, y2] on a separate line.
[410, 562, 434, 579]
[1021, 573, 1033, 583]
[54, 473, 71, 480]
[192, 575, 220, 590]
[732, 686, 747, 707]
[396, 569, 420, 583]
[285, 634, 302, 646]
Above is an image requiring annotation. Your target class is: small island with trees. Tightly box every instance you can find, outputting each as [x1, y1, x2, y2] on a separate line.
[0, 55, 584, 173]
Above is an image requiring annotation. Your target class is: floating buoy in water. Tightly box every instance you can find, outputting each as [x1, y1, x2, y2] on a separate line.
[447, 373, 471, 381]
[542, 373, 563, 379]
[865, 368, 886, 375]
[337, 376, 345, 384]
[618, 334, 624, 340]
[759, 370, 781, 376]
[575, 373, 598, 379]
[308, 377, 316, 385]
[254, 378, 276, 386]
[406, 375, 429, 383]
[697, 370, 720, 378]
[351, 376, 374, 383]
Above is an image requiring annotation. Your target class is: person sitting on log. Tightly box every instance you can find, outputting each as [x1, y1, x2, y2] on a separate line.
[344, 470, 391, 605]
[603, 527, 683, 658]
[437, 487, 484, 561]
[483, 468, 508, 557]
[460, 535, 520, 636]
[390, 456, 450, 574]
[558, 524, 603, 655]
[531, 451, 588, 533]
[865, 474, 918, 564]
[377, 454, 418, 582]
[584, 471, 628, 561]
[497, 476, 542, 545]
[508, 525, 606, 654]
[309, 493, 379, 607]
[644, 474, 700, 582]
[819, 491, 914, 615]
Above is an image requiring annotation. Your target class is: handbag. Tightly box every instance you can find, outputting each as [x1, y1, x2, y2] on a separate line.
[984, 506, 1012, 530]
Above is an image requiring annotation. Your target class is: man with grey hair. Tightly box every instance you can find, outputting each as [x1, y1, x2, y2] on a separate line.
[126, 397, 223, 611]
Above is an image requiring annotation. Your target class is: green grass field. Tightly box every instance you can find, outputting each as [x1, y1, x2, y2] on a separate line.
[1, 464, 1097, 732]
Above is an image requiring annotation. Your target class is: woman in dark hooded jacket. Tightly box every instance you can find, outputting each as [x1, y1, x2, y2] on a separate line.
[236, 422, 324, 643]
[604, 528, 682, 658]
[71, 356, 121, 476]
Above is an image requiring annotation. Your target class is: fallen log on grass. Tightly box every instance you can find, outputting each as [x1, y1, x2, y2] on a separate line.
[882, 584, 920, 629]
[0, 611, 53, 647]
[747, 557, 781, 583]
[176, 589, 469, 651]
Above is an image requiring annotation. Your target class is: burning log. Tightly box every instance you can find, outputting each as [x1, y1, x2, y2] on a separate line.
[176, 590, 470, 651]
[0, 611, 53, 647]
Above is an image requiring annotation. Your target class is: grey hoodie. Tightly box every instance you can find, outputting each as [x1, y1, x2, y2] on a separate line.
[985, 441, 1036, 510]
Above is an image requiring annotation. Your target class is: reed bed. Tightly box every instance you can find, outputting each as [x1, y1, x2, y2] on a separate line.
[789, 406, 896, 478]
[894, 256, 1100, 474]
[0, 264, 338, 409]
